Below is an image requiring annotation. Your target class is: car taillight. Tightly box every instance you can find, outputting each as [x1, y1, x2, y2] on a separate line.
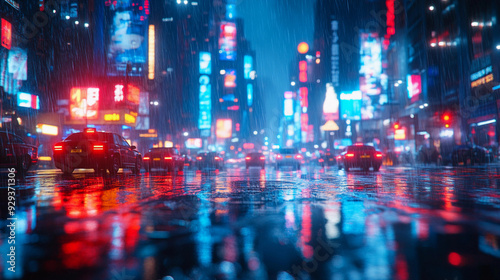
[295, 154, 303, 159]
[260, 156, 265, 160]
[197, 156, 202, 160]
[143, 156, 150, 160]
[214, 156, 220, 160]
[93, 144, 104, 151]
[346, 153, 355, 158]
[376, 153, 383, 158]
[276, 154, 283, 160]
[165, 156, 172, 160]
[54, 145, 63, 151]
[336, 155, 341, 160]
[245, 156, 251, 160]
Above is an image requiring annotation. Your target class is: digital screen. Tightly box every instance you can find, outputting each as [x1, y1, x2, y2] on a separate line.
[8, 48, 27, 80]
[407, 74, 421, 103]
[70, 87, 100, 120]
[106, 0, 148, 76]
[199, 52, 212, 75]
[224, 69, 237, 88]
[186, 138, 203, 149]
[247, 84, 254, 107]
[340, 91, 362, 120]
[219, 22, 237, 61]
[284, 99, 293, 117]
[359, 33, 384, 120]
[216, 119, 232, 139]
[1, 18, 12, 49]
[17, 92, 40, 110]
[244, 55, 253, 79]
[323, 83, 339, 120]
[199, 75, 211, 130]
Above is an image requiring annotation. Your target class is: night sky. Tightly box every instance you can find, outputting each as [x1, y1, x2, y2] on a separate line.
[237, 0, 314, 134]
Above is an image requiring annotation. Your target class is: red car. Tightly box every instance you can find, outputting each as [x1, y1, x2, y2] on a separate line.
[53, 128, 142, 175]
[338, 144, 383, 172]
[0, 132, 38, 175]
[143, 148, 184, 172]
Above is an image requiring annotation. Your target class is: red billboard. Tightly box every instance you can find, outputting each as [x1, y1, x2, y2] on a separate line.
[70, 87, 100, 120]
[1, 19, 12, 50]
[407, 74, 421, 103]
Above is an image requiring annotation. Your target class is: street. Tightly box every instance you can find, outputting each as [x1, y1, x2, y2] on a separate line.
[1, 164, 500, 280]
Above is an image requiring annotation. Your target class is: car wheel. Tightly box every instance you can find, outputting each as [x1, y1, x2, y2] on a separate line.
[133, 158, 141, 175]
[109, 155, 120, 175]
[17, 155, 30, 176]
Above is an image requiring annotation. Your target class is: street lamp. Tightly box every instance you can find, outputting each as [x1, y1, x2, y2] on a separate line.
[183, 132, 189, 137]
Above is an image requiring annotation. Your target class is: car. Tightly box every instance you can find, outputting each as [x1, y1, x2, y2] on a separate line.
[180, 152, 194, 169]
[245, 152, 266, 169]
[338, 144, 383, 172]
[143, 147, 184, 172]
[0, 131, 38, 175]
[320, 150, 337, 167]
[196, 152, 225, 170]
[275, 148, 302, 170]
[451, 144, 492, 166]
[53, 128, 142, 175]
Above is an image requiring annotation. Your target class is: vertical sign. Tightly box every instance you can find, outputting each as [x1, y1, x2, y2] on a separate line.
[331, 20, 339, 88]
[199, 52, 211, 133]
[148, 25, 155, 80]
[1, 19, 12, 50]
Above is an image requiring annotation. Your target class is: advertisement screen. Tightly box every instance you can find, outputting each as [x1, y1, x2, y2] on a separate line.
[17, 93, 40, 109]
[199, 75, 211, 130]
[284, 99, 293, 117]
[340, 91, 362, 120]
[106, 0, 148, 76]
[407, 74, 422, 103]
[244, 55, 253, 79]
[323, 83, 339, 120]
[219, 22, 237, 61]
[1, 18, 12, 49]
[216, 119, 232, 139]
[359, 33, 384, 120]
[199, 52, 212, 75]
[224, 69, 237, 88]
[186, 138, 203, 149]
[70, 87, 100, 120]
[247, 84, 253, 107]
[8, 48, 28, 80]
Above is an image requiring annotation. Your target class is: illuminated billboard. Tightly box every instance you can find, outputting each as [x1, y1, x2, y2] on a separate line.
[199, 74, 211, 131]
[323, 83, 339, 120]
[219, 22, 237, 61]
[8, 48, 27, 80]
[244, 55, 253, 79]
[284, 99, 294, 117]
[216, 119, 232, 139]
[407, 74, 421, 103]
[340, 91, 362, 120]
[224, 69, 237, 88]
[199, 52, 212, 75]
[247, 84, 253, 107]
[359, 33, 383, 120]
[1, 18, 12, 49]
[186, 138, 203, 149]
[70, 87, 100, 120]
[106, 0, 149, 76]
[17, 92, 40, 110]
[113, 84, 140, 105]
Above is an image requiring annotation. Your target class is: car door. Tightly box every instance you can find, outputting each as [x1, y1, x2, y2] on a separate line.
[113, 134, 127, 167]
[120, 136, 134, 167]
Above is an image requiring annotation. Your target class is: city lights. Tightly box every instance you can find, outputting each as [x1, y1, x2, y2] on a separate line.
[148, 25, 155, 80]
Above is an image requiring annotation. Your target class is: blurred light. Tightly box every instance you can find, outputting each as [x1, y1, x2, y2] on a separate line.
[316, 79, 321, 83]
[410, 114, 414, 118]
[496, 45, 500, 50]
[440, 129, 454, 138]
[183, 132, 189, 137]
[448, 252, 462, 266]
[176, 0, 181, 3]
[75, 20, 79, 25]
[438, 41, 445, 46]
[424, 103, 428, 107]
[253, 131, 258, 135]
[394, 83, 399, 87]
[84, 23, 89, 28]
[314, 145, 319, 149]
[297, 42, 309, 54]
[315, 58, 320, 64]
[192, 2, 198, 5]
[65, 15, 70, 20]
[291, 81, 296, 86]
[471, 21, 479, 27]
[429, 6, 435, 11]
[148, 25, 155, 80]
[419, 105, 424, 109]
[430, 42, 437, 47]
[184, 0, 188, 4]
[53, 9, 56, 13]
[477, 119, 496, 126]
[220, 69, 226, 75]
[397, 80, 403, 84]
[154, 101, 159, 106]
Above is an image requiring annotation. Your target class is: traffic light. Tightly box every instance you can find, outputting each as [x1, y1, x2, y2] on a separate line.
[394, 122, 400, 130]
[443, 114, 451, 128]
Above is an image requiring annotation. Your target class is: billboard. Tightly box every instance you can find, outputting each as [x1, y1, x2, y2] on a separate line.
[216, 119, 232, 139]
[1, 18, 12, 49]
[340, 91, 362, 120]
[323, 83, 339, 120]
[407, 74, 421, 103]
[244, 55, 253, 79]
[8, 48, 27, 80]
[17, 92, 40, 109]
[219, 22, 237, 61]
[224, 69, 237, 88]
[247, 84, 253, 107]
[199, 75, 211, 130]
[186, 138, 202, 149]
[70, 87, 100, 120]
[106, 0, 148, 76]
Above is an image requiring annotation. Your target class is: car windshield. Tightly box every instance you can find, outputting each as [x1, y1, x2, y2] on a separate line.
[248, 153, 263, 157]
[64, 132, 108, 142]
[347, 146, 376, 152]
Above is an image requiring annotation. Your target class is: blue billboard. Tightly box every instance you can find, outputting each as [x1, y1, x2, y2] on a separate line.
[340, 91, 362, 120]
[247, 84, 253, 107]
[219, 22, 237, 61]
[199, 52, 211, 75]
[106, 0, 149, 76]
[244, 55, 253, 79]
[198, 75, 211, 130]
